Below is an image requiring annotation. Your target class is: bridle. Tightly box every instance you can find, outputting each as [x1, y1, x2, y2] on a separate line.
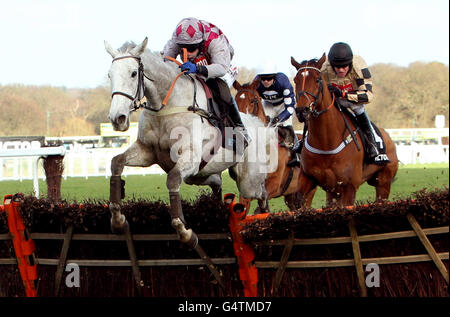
[295, 64, 334, 119]
[110, 55, 154, 112]
[295, 62, 360, 154]
[235, 88, 262, 117]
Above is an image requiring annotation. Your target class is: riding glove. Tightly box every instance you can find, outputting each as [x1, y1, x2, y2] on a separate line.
[277, 108, 293, 122]
[328, 84, 344, 97]
[269, 116, 280, 127]
[180, 62, 197, 74]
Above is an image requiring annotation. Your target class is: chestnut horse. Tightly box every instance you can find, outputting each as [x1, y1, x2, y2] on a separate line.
[290, 54, 398, 207]
[233, 79, 315, 212]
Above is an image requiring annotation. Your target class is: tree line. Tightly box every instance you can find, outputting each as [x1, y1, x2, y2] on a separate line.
[0, 61, 448, 137]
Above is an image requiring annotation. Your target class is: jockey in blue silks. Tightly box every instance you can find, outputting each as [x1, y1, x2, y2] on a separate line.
[254, 67, 300, 167]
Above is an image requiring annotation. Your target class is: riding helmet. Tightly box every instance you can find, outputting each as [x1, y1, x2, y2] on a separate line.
[175, 17, 205, 45]
[259, 62, 278, 80]
[328, 42, 353, 68]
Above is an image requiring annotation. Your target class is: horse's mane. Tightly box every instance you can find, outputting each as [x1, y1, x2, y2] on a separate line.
[299, 58, 319, 66]
[238, 78, 260, 91]
[118, 41, 138, 54]
[118, 41, 179, 80]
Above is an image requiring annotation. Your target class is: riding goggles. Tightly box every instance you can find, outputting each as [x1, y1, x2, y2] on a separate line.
[260, 76, 275, 82]
[181, 43, 202, 53]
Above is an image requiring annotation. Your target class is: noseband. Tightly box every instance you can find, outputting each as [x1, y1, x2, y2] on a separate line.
[111, 55, 154, 112]
[295, 65, 334, 119]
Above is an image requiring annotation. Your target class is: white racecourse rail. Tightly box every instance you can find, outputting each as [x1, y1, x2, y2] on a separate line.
[0, 139, 448, 183]
[0, 146, 66, 197]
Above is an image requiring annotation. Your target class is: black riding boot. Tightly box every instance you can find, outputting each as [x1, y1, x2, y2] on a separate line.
[207, 78, 252, 148]
[356, 112, 379, 159]
[228, 99, 252, 147]
[284, 125, 301, 167]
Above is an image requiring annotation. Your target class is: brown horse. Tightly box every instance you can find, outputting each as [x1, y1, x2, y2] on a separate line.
[233, 79, 315, 212]
[233, 78, 269, 125]
[290, 54, 399, 207]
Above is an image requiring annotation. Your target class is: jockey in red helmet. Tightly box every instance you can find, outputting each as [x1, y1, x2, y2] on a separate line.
[163, 17, 251, 147]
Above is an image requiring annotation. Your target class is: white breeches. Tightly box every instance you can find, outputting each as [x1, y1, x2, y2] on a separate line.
[262, 101, 293, 126]
[347, 103, 366, 115]
[221, 63, 238, 88]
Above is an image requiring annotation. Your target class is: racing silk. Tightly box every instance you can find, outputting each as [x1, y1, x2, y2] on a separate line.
[321, 55, 374, 104]
[163, 20, 235, 80]
[255, 72, 296, 122]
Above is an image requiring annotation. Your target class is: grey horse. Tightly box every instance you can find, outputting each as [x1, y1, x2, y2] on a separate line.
[104, 38, 278, 249]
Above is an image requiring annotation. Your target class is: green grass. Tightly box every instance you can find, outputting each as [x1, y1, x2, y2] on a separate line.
[0, 163, 448, 211]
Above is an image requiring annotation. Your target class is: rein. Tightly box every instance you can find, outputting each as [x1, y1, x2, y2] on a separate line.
[296, 63, 360, 154]
[295, 65, 334, 118]
[161, 48, 188, 107]
[111, 49, 190, 114]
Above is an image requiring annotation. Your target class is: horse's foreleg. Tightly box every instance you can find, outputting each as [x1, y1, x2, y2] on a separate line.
[304, 187, 317, 207]
[326, 191, 339, 207]
[255, 199, 270, 214]
[109, 141, 154, 233]
[293, 171, 317, 209]
[207, 174, 223, 201]
[167, 160, 226, 289]
[329, 184, 356, 207]
[374, 163, 398, 201]
[166, 162, 200, 248]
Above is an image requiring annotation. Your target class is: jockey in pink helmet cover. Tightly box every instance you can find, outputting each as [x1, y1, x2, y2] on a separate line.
[163, 17, 251, 146]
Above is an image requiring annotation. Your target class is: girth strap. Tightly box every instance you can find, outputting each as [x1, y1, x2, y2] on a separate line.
[280, 167, 295, 196]
[196, 76, 213, 100]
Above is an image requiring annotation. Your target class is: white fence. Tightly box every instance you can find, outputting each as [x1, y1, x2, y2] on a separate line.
[0, 147, 165, 182]
[0, 144, 448, 182]
[396, 144, 449, 165]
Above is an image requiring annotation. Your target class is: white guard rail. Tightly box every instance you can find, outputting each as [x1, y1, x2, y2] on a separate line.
[0, 146, 66, 197]
[0, 145, 447, 186]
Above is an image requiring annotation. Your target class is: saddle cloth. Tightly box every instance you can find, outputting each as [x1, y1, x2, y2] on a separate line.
[193, 77, 243, 154]
[342, 107, 390, 165]
[277, 126, 296, 149]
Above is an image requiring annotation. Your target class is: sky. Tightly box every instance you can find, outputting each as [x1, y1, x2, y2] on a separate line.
[0, 0, 448, 88]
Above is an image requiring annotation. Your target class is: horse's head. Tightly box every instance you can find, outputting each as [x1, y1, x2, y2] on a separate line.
[233, 78, 269, 125]
[104, 37, 148, 131]
[291, 53, 328, 122]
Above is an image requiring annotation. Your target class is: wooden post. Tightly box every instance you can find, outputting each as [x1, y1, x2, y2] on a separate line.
[348, 218, 368, 297]
[193, 243, 226, 290]
[124, 225, 144, 295]
[54, 225, 74, 296]
[271, 231, 295, 295]
[407, 213, 449, 284]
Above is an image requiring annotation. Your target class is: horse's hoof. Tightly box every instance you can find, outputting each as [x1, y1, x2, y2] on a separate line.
[212, 190, 223, 202]
[111, 215, 129, 234]
[178, 228, 198, 249]
[253, 207, 268, 215]
[171, 218, 198, 248]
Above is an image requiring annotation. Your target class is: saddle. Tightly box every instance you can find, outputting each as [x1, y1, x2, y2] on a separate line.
[277, 126, 296, 149]
[340, 107, 390, 165]
[188, 77, 239, 153]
